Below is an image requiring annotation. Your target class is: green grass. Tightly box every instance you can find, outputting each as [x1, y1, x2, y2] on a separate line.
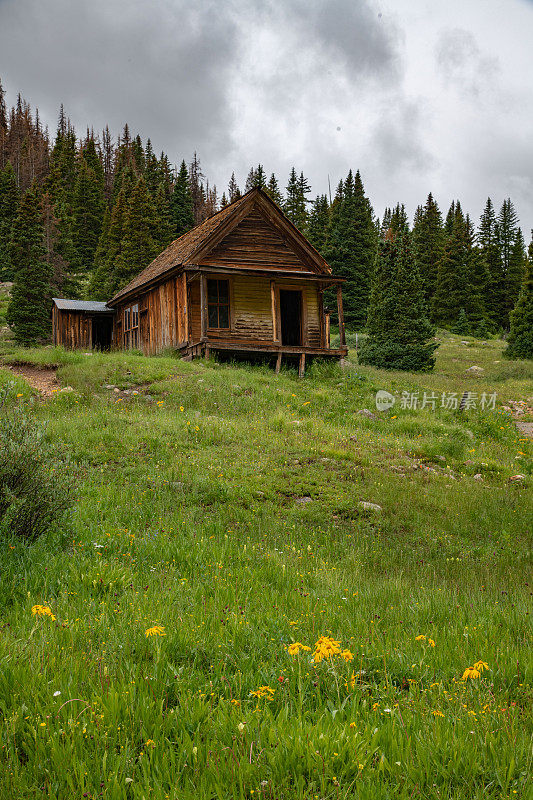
[0, 331, 531, 799]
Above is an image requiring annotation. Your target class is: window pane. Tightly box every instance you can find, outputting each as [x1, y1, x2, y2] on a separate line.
[218, 304, 229, 329]
[208, 305, 219, 327]
[207, 280, 218, 302]
[217, 280, 229, 301]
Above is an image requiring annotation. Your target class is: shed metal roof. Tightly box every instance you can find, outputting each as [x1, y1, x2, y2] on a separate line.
[52, 298, 114, 312]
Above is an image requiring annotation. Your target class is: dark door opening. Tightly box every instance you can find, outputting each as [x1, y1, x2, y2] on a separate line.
[280, 290, 302, 346]
[92, 315, 113, 350]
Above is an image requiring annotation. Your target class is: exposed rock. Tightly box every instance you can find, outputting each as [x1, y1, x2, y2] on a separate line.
[60, 386, 74, 393]
[113, 387, 120, 393]
[473, 473, 483, 481]
[466, 366, 484, 375]
[357, 409, 377, 420]
[509, 474, 526, 482]
[358, 501, 382, 512]
[295, 496, 312, 505]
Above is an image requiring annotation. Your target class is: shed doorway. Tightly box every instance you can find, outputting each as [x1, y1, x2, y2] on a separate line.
[92, 315, 113, 350]
[279, 289, 302, 346]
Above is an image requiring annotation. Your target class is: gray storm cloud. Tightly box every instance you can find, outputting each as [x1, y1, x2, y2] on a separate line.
[0, 0, 532, 232]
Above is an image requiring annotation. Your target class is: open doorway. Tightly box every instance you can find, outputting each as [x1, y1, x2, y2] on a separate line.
[91, 315, 113, 350]
[279, 289, 302, 346]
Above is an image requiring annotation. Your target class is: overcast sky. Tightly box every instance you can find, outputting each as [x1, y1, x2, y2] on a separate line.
[1, 0, 532, 236]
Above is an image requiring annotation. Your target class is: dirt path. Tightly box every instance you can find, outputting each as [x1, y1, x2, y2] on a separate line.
[514, 418, 533, 439]
[7, 365, 59, 397]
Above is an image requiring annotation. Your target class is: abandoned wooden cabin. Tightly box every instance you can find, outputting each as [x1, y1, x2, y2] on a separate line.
[51, 298, 114, 350]
[52, 188, 347, 374]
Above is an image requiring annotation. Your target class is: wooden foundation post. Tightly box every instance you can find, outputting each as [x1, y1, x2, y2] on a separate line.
[275, 352, 282, 374]
[298, 353, 306, 378]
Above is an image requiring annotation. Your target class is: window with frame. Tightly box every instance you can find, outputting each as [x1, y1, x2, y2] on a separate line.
[207, 279, 230, 329]
[124, 303, 139, 348]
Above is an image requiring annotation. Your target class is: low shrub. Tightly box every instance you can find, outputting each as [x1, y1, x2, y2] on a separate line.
[0, 383, 74, 541]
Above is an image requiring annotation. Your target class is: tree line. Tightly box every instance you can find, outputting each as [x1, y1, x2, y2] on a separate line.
[1, 80, 531, 361]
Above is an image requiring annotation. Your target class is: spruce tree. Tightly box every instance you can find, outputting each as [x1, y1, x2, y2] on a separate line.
[505, 227, 526, 326]
[245, 165, 267, 191]
[412, 193, 445, 302]
[326, 169, 376, 328]
[114, 177, 160, 293]
[90, 189, 127, 300]
[228, 172, 240, 202]
[154, 182, 174, 249]
[7, 187, 51, 344]
[307, 195, 330, 255]
[431, 202, 470, 327]
[72, 158, 105, 273]
[478, 198, 503, 327]
[284, 168, 310, 231]
[170, 160, 194, 238]
[265, 173, 283, 206]
[505, 255, 533, 359]
[359, 230, 436, 371]
[0, 161, 19, 280]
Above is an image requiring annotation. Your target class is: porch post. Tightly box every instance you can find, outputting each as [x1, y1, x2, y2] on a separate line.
[336, 285, 346, 347]
[200, 273, 207, 342]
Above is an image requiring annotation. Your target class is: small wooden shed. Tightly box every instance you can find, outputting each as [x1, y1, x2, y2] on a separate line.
[108, 188, 347, 373]
[51, 298, 114, 350]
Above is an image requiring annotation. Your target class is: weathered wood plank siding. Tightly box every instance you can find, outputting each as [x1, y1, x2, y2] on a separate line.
[53, 309, 91, 349]
[202, 211, 307, 271]
[117, 275, 189, 355]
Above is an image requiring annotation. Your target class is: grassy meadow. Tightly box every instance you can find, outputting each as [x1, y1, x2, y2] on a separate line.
[0, 331, 532, 799]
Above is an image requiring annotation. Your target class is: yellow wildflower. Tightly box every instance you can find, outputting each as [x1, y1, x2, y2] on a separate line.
[432, 709, 444, 717]
[312, 635, 341, 663]
[145, 625, 166, 637]
[345, 672, 356, 690]
[341, 649, 354, 662]
[415, 634, 426, 642]
[145, 739, 156, 747]
[428, 638, 436, 648]
[250, 685, 275, 700]
[462, 666, 481, 680]
[31, 605, 56, 621]
[287, 642, 311, 656]
[473, 660, 489, 673]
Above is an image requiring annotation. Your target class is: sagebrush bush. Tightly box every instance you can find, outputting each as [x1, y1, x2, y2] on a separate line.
[0, 384, 74, 541]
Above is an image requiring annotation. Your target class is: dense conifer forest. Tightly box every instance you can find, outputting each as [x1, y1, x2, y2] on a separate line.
[1, 79, 531, 359]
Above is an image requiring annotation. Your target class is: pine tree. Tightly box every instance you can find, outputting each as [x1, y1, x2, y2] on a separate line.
[390, 203, 409, 236]
[41, 190, 79, 297]
[72, 157, 105, 272]
[245, 165, 267, 191]
[90, 189, 127, 300]
[505, 227, 526, 325]
[452, 308, 469, 334]
[7, 187, 51, 343]
[431, 202, 470, 327]
[359, 230, 436, 371]
[265, 173, 283, 206]
[220, 192, 228, 208]
[114, 176, 160, 293]
[228, 172, 240, 202]
[0, 161, 19, 279]
[411, 193, 445, 302]
[170, 160, 194, 237]
[326, 169, 376, 328]
[154, 182, 174, 249]
[478, 198, 503, 327]
[307, 195, 330, 255]
[505, 254, 533, 359]
[284, 167, 310, 231]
